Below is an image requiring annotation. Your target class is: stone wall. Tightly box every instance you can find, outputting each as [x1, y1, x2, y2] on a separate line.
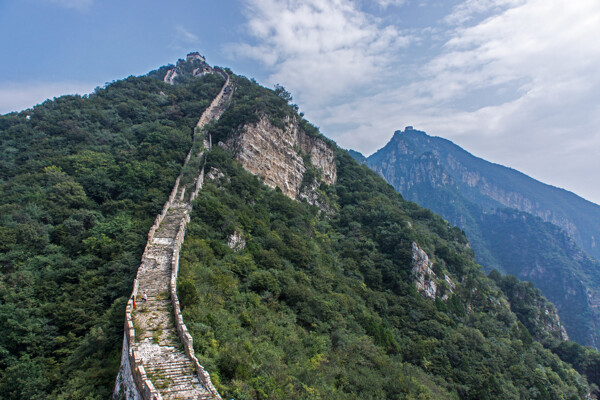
[196, 69, 233, 129]
[113, 278, 162, 400]
[115, 64, 232, 400]
[167, 163, 221, 398]
[116, 160, 220, 399]
[169, 198, 221, 398]
[146, 177, 180, 245]
[113, 331, 142, 400]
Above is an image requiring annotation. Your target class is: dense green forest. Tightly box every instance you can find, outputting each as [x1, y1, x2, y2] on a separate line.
[177, 76, 599, 399]
[0, 71, 224, 398]
[1, 58, 599, 399]
[180, 145, 596, 399]
[362, 130, 600, 348]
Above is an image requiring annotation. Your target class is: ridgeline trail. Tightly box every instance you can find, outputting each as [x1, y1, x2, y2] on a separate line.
[114, 69, 233, 400]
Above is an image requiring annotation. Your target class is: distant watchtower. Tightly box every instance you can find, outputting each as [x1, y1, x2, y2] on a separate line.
[405, 126, 414, 131]
[186, 52, 206, 63]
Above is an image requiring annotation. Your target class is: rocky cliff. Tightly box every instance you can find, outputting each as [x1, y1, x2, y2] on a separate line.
[365, 128, 600, 349]
[369, 128, 600, 258]
[223, 114, 336, 202]
[443, 152, 581, 239]
[491, 272, 570, 343]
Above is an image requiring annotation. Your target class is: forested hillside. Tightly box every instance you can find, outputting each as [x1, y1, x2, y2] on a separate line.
[362, 128, 600, 348]
[176, 74, 599, 399]
[1, 58, 599, 399]
[0, 72, 224, 398]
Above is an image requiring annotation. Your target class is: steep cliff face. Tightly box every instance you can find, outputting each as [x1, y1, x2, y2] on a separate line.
[366, 128, 600, 349]
[372, 152, 454, 195]
[444, 153, 581, 239]
[223, 115, 336, 201]
[492, 272, 570, 343]
[369, 128, 600, 258]
[539, 303, 569, 341]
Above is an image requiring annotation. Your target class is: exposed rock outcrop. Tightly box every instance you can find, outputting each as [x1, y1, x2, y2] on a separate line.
[227, 230, 246, 252]
[541, 303, 569, 341]
[223, 115, 336, 202]
[411, 242, 454, 300]
[206, 167, 225, 182]
[367, 128, 600, 348]
[445, 153, 581, 239]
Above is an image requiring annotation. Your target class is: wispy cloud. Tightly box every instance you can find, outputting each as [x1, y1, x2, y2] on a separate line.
[168, 25, 201, 53]
[176, 25, 200, 43]
[443, 0, 523, 26]
[374, 0, 407, 8]
[233, 0, 411, 104]
[234, 0, 600, 203]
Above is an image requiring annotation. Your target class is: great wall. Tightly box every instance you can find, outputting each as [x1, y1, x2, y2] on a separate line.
[113, 64, 233, 400]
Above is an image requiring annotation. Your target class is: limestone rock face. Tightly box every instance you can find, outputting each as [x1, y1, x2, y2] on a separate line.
[411, 242, 454, 300]
[444, 154, 580, 239]
[541, 304, 569, 341]
[505, 281, 570, 342]
[224, 115, 336, 201]
[411, 242, 437, 300]
[227, 231, 246, 252]
[296, 129, 337, 185]
[206, 167, 225, 182]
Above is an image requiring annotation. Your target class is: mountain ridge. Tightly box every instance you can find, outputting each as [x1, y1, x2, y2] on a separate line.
[363, 127, 600, 348]
[370, 128, 600, 250]
[1, 54, 599, 399]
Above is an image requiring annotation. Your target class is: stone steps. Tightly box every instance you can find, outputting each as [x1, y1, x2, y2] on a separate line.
[117, 72, 233, 400]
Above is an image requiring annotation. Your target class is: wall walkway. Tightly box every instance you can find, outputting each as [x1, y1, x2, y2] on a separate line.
[114, 70, 233, 400]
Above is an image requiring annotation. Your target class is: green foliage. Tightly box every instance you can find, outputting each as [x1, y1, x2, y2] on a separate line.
[0, 73, 223, 398]
[179, 142, 591, 399]
[2, 60, 597, 400]
[366, 130, 600, 348]
[206, 75, 297, 144]
[551, 340, 600, 395]
[490, 272, 565, 344]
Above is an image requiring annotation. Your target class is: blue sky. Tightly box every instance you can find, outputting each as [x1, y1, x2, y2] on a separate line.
[2, 0, 600, 204]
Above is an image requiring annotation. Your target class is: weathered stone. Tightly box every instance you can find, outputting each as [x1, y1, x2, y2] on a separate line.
[114, 64, 232, 400]
[225, 115, 336, 202]
[163, 53, 213, 85]
[411, 242, 438, 300]
[227, 230, 246, 252]
[411, 242, 454, 301]
[206, 167, 225, 181]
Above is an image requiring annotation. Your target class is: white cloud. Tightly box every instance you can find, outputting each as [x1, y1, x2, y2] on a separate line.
[443, 0, 522, 26]
[234, 0, 411, 104]
[168, 26, 202, 53]
[233, 0, 600, 203]
[176, 26, 200, 43]
[47, 0, 93, 11]
[0, 82, 97, 115]
[374, 0, 407, 8]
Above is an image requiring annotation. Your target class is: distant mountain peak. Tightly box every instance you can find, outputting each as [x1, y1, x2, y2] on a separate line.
[366, 128, 600, 348]
[394, 125, 420, 136]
